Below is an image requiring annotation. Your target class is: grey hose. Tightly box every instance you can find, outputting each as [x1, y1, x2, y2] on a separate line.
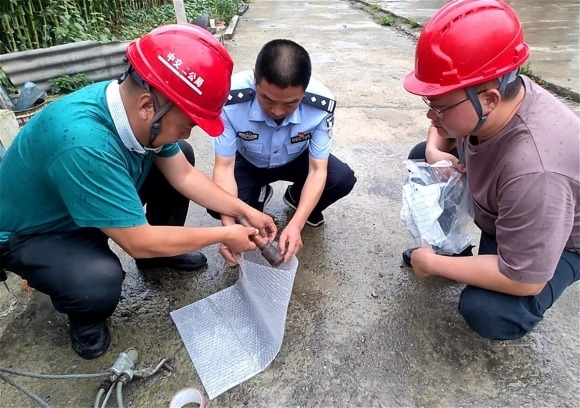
[100, 383, 116, 408]
[94, 388, 106, 408]
[0, 373, 50, 408]
[116, 380, 125, 408]
[1, 353, 167, 407]
[0, 365, 109, 379]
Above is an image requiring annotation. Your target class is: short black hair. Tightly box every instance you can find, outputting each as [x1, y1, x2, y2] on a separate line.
[254, 39, 311, 90]
[501, 76, 523, 101]
[476, 75, 523, 101]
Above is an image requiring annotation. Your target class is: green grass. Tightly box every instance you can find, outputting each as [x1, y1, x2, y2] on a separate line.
[407, 18, 420, 28]
[520, 62, 533, 76]
[380, 16, 396, 26]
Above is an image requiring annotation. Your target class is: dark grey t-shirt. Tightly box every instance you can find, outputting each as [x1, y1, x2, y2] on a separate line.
[463, 76, 579, 283]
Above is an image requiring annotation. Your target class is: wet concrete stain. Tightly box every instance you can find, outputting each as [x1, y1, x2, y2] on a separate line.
[367, 0, 580, 94]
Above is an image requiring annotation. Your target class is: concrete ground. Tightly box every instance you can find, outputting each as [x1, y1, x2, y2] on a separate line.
[1, 0, 579, 407]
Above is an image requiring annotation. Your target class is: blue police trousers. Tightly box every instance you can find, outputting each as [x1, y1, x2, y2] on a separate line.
[408, 141, 580, 339]
[0, 140, 195, 327]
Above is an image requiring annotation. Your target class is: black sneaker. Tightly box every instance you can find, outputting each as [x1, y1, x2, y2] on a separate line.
[283, 185, 325, 227]
[258, 184, 274, 211]
[135, 250, 207, 271]
[70, 321, 110, 360]
[402, 245, 474, 267]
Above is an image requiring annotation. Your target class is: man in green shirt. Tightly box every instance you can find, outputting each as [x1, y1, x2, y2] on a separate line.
[0, 24, 276, 359]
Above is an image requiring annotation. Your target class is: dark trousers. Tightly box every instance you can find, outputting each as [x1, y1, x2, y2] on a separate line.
[408, 141, 580, 339]
[0, 140, 195, 327]
[459, 232, 580, 340]
[209, 150, 356, 218]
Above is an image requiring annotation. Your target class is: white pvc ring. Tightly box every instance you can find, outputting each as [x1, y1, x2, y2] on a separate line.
[169, 387, 205, 408]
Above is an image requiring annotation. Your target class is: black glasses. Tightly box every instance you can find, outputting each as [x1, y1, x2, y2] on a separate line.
[423, 89, 488, 119]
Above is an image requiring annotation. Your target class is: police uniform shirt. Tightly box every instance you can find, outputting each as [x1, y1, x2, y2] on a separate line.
[212, 70, 336, 168]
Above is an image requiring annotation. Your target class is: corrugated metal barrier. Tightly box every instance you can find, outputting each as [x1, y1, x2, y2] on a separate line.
[0, 40, 131, 92]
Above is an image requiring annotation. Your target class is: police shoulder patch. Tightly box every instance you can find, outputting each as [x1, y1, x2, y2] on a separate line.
[302, 92, 336, 113]
[226, 88, 255, 105]
[326, 114, 334, 129]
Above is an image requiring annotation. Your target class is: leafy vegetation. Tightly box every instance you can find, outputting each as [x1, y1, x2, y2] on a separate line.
[380, 17, 396, 26]
[520, 62, 533, 76]
[121, 0, 244, 40]
[0, 0, 244, 54]
[407, 18, 420, 28]
[0, 0, 243, 95]
[48, 73, 94, 95]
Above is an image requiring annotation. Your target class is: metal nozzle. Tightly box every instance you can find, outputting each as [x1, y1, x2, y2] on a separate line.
[110, 348, 139, 380]
[261, 243, 284, 267]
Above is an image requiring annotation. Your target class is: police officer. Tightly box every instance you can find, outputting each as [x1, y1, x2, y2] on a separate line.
[210, 39, 357, 265]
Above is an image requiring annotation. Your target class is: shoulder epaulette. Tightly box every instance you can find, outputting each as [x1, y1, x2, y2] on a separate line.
[226, 88, 255, 105]
[302, 92, 336, 113]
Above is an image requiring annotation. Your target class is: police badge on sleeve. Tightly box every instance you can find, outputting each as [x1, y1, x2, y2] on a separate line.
[326, 114, 334, 138]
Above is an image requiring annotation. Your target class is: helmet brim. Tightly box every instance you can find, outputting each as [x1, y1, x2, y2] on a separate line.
[403, 71, 452, 97]
[193, 115, 225, 137]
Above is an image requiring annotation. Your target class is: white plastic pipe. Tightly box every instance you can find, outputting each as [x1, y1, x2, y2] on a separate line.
[169, 388, 205, 408]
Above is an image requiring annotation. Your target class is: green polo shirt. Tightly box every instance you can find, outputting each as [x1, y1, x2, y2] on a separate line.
[0, 81, 179, 242]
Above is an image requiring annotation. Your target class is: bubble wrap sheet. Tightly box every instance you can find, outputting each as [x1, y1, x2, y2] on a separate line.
[170, 249, 298, 400]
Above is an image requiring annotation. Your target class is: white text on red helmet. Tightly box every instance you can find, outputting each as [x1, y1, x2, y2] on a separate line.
[158, 53, 205, 95]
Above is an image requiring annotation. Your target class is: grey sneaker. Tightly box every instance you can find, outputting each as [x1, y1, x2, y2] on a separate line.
[258, 184, 274, 211]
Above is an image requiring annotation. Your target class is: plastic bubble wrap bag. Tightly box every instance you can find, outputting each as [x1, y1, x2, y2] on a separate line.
[170, 248, 298, 399]
[401, 159, 474, 255]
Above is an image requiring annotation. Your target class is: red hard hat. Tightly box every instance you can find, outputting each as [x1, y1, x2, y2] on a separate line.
[126, 24, 234, 136]
[403, 0, 530, 97]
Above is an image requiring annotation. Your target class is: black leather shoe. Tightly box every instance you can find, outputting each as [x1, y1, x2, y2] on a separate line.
[283, 185, 325, 227]
[70, 321, 110, 360]
[135, 250, 207, 271]
[402, 245, 474, 267]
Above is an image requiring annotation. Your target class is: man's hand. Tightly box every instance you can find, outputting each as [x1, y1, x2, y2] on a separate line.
[425, 150, 466, 174]
[410, 246, 437, 278]
[219, 244, 239, 267]
[431, 164, 464, 181]
[218, 219, 275, 267]
[222, 225, 260, 254]
[278, 222, 303, 262]
[424, 126, 465, 173]
[243, 209, 277, 242]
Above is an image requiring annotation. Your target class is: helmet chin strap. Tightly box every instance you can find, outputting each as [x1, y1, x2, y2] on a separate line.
[466, 68, 520, 134]
[465, 86, 487, 134]
[146, 93, 174, 150]
[119, 65, 174, 150]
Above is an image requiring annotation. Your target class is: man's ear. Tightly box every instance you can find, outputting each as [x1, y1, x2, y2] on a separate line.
[136, 92, 154, 120]
[483, 88, 501, 111]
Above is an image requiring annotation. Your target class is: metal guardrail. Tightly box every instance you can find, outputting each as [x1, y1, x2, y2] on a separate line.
[0, 40, 131, 92]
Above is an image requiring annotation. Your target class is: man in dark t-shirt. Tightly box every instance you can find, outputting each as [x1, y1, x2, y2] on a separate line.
[401, 0, 579, 340]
